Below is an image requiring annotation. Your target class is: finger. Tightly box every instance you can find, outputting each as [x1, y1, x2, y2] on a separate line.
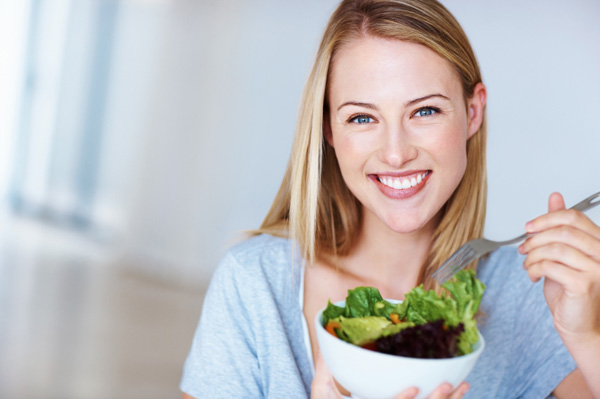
[428, 382, 452, 399]
[393, 386, 419, 399]
[519, 226, 600, 263]
[448, 382, 470, 399]
[526, 259, 600, 296]
[526, 209, 600, 242]
[311, 352, 341, 399]
[525, 259, 584, 286]
[523, 243, 599, 273]
[548, 192, 566, 213]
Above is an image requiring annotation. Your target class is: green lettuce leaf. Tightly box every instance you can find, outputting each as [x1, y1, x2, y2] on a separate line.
[322, 300, 345, 325]
[441, 269, 486, 354]
[333, 316, 393, 346]
[395, 285, 460, 326]
[321, 270, 486, 356]
[343, 286, 386, 318]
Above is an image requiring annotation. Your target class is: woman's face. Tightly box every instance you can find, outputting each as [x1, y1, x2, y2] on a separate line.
[326, 36, 485, 235]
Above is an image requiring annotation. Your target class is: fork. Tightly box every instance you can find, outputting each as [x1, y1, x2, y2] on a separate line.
[432, 190, 600, 284]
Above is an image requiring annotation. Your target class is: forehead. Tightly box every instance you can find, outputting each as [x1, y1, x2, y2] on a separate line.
[328, 36, 463, 103]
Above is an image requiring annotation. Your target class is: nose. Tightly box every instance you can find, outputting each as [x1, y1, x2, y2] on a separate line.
[378, 123, 418, 169]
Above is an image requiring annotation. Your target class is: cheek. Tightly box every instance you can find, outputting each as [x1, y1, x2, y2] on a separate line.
[423, 125, 468, 175]
[332, 133, 374, 171]
[436, 133, 468, 180]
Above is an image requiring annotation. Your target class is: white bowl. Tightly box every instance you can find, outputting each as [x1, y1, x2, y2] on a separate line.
[315, 301, 485, 399]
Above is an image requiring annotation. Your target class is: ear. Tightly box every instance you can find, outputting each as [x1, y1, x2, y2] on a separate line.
[466, 82, 487, 139]
[323, 108, 334, 147]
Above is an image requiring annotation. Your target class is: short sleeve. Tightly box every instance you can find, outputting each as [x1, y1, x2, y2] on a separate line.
[180, 253, 263, 398]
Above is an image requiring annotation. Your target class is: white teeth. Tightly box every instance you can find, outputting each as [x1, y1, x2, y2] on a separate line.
[378, 172, 429, 190]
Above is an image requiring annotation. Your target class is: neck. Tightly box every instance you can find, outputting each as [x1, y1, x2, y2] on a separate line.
[338, 208, 437, 298]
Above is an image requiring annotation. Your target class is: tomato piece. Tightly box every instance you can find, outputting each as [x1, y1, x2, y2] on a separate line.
[361, 342, 377, 351]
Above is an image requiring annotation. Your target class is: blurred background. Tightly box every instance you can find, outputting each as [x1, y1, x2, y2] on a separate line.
[0, 0, 598, 398]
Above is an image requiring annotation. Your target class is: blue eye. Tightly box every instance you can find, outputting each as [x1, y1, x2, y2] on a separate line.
[349, 114, 374, 124]
[414, 107, 440, 117]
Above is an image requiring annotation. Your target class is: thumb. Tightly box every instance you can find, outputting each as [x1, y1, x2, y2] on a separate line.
[311, 351, 341, 399]
[548, 192, 566, 213]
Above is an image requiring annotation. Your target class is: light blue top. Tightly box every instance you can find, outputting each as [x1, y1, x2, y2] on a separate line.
[180, 234, 576, 398]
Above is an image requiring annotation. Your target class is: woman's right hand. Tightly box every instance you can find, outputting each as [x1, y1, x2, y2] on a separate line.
[311, 351, 470, 399]
[311, 352, 343, 399]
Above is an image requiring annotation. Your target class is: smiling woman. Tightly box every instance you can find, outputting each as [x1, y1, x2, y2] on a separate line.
[180, 1, 600, 399]
[325, 37, 486, 237]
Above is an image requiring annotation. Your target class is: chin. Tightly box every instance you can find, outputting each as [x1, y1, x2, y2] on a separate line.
[384, 216, 430, 235]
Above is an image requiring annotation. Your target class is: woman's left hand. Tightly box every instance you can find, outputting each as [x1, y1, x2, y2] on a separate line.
[519, 192, 600, 342]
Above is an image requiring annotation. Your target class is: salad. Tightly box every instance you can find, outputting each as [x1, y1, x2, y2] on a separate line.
[321, 269, 485, 359]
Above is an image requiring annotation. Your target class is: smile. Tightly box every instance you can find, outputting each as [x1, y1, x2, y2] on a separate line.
[377, 171, 430, 190]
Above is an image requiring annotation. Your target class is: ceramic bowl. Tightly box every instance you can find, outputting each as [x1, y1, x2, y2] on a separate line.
[315, 301, 485, 399]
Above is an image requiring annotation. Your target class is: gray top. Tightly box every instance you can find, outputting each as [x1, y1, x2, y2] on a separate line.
[180, 234, 576, 398]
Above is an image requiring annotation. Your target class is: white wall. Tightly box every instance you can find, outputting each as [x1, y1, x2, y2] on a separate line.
[7, 1, 596, 286]
[443, 0, 600, 239]
[95, 0, 340, 284]
[91, 0, 600, 285]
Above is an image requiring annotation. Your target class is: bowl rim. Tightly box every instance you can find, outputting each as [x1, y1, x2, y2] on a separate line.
[315, 299, 485, 362]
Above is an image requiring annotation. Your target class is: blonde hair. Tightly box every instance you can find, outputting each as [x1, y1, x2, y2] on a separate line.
[254, 0, 487, 291]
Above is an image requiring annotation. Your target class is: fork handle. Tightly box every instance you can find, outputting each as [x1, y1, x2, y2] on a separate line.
[498, 191, 600, 246]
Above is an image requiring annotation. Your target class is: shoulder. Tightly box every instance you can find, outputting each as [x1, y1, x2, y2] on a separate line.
[210, 233, 300, 301]
[217, 234, 296, 281]
[226, 233, 295, 267]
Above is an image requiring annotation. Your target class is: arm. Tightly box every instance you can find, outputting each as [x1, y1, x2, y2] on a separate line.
[180, 253, 263, 398]
[554, 369, 598, 399]
[519, 192, 600, 398]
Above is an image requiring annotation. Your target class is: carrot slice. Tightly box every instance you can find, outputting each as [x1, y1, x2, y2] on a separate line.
[325, 321, 341, 337]
[390, 313, 400, 324]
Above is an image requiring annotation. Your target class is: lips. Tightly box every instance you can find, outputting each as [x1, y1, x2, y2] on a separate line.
[369, 170, 431, 199]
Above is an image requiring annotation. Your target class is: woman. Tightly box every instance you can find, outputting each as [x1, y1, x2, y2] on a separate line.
[181, 1, 600, 398]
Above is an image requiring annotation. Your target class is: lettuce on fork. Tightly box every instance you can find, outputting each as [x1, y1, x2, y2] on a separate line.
[321, 269, 486, 357]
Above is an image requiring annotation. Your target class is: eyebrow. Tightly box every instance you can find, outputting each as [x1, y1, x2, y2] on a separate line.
[405, 93, 450, 107]
[336, 101, 377, 111]
[336, 93, 451, 112]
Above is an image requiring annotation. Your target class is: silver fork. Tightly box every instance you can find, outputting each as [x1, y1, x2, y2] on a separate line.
[432, 190, 600, 284]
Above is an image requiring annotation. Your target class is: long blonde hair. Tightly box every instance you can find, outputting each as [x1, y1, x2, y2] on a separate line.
[254, 0, 487, 291]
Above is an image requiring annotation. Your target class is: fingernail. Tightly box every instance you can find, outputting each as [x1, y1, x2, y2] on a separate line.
[517, 244, 524, 254]
[441, 384, 452, 394]
[525, 221, 534, 232]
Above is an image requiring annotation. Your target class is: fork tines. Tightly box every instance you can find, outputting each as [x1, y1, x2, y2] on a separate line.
[432, 244, 477, 284]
